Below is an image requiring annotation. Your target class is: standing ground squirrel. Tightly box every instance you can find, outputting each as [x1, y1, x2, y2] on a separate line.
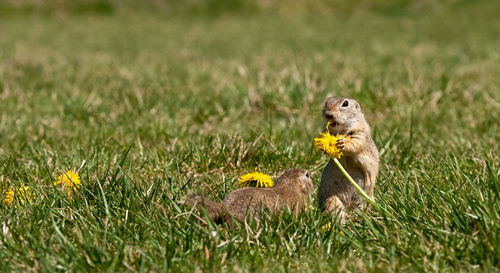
[185, 168, 314, 224]
[318, 97, 379, 214]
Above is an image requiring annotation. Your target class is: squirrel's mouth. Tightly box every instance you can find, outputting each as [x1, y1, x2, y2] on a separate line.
[327, 120, 337, 128]
[326, 121, 340, 136]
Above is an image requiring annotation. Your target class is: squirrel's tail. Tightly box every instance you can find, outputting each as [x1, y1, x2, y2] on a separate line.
[184, 194, 231, 224]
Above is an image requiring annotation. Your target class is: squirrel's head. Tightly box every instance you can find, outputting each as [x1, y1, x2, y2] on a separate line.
[275, 168, 314, 195]
[322, 97, 363, 135]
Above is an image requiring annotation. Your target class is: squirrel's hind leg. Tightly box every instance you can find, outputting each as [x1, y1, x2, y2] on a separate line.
[323, 195, 346, 223]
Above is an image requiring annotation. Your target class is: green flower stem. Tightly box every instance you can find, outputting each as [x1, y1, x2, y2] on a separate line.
[333, 158, 377, 207]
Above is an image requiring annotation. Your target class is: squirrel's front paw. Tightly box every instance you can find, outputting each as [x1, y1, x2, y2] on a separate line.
[336, 137, 345, 150]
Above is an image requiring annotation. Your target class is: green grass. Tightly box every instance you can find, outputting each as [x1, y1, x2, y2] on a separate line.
[0, 1, 499, 272]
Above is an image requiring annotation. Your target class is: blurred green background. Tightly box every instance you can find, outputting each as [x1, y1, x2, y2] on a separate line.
[1, 0, 500, 17]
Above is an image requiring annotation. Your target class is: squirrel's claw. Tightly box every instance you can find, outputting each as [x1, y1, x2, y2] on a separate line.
[336, 137, 345, 151]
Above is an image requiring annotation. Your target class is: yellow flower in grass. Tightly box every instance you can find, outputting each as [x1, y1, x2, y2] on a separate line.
[319, 223, 331, 233]
[3, 186, 35, 207]
[54, 170, 81, 198]
[239, 172, 274, 188]
[314, 121, 346, 159]
[319, 223, 343, 235]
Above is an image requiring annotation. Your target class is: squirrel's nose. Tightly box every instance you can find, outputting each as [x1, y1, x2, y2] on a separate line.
[326, 104, 337, 112]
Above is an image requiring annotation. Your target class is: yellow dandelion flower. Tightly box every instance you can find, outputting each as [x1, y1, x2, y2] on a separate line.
[3, 188, 13, 206]
[314, 121, 346, 159]
[54, 170, 81, 198]
[319, 223, 331, 233]
[319, 223, 343, 234]
[239, 172, 274, 188]
[3, 186, 35, 207]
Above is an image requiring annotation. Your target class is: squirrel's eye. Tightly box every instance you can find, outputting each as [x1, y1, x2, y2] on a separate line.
[342, 100, 349, 107]
[305, 172, 309, 178]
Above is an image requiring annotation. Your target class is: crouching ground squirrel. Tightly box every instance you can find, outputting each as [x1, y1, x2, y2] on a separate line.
[185, 168, 314, 224]
[318, 97, 379, 214]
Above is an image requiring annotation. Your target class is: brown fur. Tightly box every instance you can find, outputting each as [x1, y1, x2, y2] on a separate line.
[318, 97, 379, 214]
[185, 168, 313, 224]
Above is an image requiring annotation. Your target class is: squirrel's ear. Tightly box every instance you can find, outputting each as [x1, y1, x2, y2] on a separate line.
[355, 102, 360, 109]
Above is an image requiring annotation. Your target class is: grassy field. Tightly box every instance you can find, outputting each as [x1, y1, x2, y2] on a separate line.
[0, 1, 499, 272]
